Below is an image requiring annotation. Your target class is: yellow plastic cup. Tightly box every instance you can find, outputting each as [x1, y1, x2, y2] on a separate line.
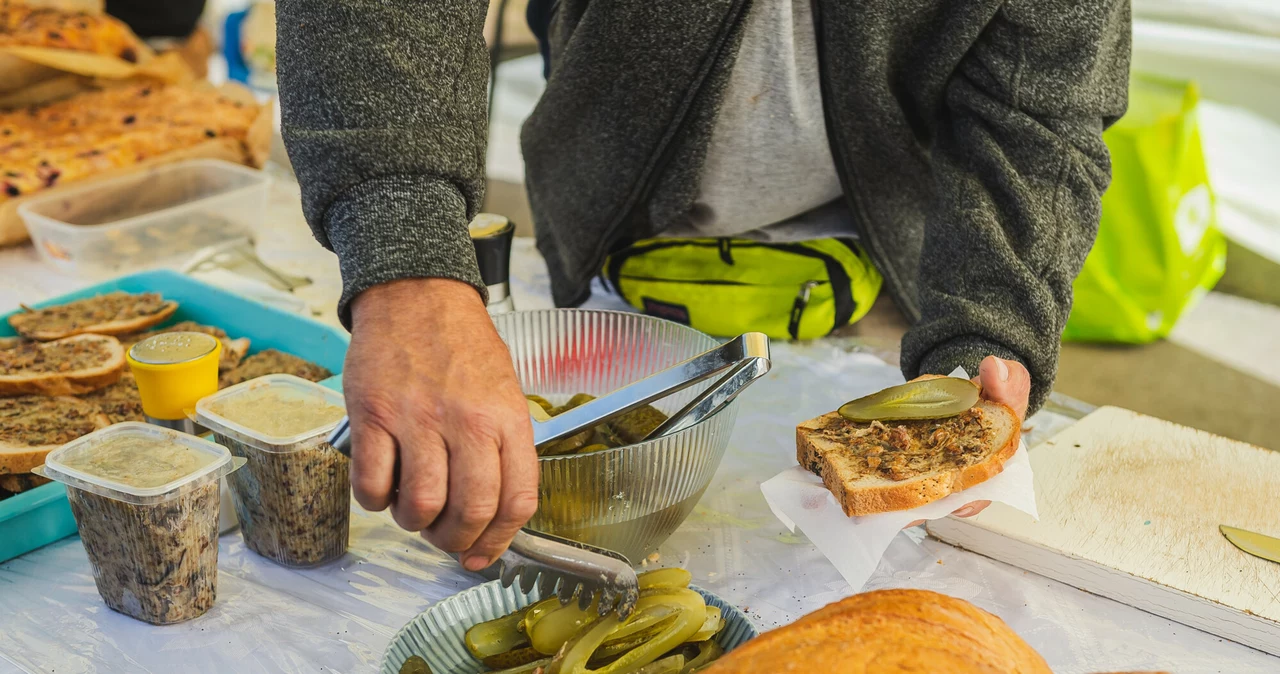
[127, 332, 222, 421]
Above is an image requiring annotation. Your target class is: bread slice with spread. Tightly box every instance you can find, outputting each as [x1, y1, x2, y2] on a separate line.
[8, 292, 177, 340]
[0, 333, 124, 396]
[797, 376, 1020, 516]
[0, 395, 110, 474]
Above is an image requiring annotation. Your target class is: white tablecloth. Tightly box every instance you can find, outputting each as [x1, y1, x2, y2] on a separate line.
[1, 216, 1277, 673]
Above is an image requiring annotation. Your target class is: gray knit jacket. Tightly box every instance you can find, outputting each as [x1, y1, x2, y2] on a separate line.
[276, 0, 1131, 414]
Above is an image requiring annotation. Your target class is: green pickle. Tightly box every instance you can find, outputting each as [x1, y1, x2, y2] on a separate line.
[465, 606, 532, 660]
[398, 655, 432, 674]
[837, 377, 979, 422]
[443, 580, 724, 674]
[525, 392, 670, 456]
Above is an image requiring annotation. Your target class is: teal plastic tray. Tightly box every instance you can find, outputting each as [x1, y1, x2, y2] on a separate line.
[0, 270, 348, 564]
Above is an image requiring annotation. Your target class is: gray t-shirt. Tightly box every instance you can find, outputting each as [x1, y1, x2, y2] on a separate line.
[665, 0, 853, 242]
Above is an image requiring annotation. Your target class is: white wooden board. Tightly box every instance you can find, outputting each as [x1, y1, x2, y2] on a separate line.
[927, 405, 1280, 657]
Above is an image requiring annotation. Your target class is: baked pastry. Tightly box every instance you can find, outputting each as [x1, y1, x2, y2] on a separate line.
[0, 1, 146, 62]
[8, 292, 177, 340]
[0, 394, 109, 473]
[219, 349, 332, 388]
[797, 378, 1020, 516]
[0, 333, 124, 395]
[702, 589, 1052, 674]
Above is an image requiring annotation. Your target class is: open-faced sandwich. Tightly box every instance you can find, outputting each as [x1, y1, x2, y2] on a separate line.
[0, 290, 334, 500]
[797, 375, 1020, 516]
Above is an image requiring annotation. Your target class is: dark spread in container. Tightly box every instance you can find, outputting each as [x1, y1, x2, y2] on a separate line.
[196, 375, 350, 567]
[41, 423, 233, 625]
[813, 409, 989, 481]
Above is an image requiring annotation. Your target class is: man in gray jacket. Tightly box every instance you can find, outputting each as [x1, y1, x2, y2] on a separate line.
[277, 1, 1129, 571]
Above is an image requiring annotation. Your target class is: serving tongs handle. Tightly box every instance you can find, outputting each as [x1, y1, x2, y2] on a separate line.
[530, 332, 771, 447]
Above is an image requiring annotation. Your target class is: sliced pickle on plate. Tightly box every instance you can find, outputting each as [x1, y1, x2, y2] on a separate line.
[637, 568, 692, 591]
[465, 605, 532, 660]
[398, 655, 431, 674]
[682, 641, 723, 673]
[837, 377, 979, 422]
[522, 596, 565, 636]
[633, 654, 686, 674]
[688, 606, 722, 642]
[530, 598, 604, 654]
[482, 646, 545, 670]
[491, 657, 554, 674]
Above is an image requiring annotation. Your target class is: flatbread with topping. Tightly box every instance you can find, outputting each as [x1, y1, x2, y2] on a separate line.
[219, 349, 331, 388]
[0, 332, 124, 395]
[78, 369, 142, 423]
[0, 394, 109, 474]
[8, 291, 177, 340]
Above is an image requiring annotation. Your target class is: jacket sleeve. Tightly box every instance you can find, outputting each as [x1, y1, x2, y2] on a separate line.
[275, 0, 490, 328]
[900, 0, 1131, 414]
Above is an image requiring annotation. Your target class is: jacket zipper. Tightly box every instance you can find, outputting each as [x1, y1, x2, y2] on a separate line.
[810, 2, 917, 321]
[569, 0, 754, 307]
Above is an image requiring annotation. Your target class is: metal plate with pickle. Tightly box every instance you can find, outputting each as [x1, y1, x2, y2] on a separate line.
[382, 573, 758, 674]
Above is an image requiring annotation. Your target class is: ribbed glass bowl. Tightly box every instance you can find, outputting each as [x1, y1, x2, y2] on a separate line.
[492, 309, 738, 563]
[381, 580, 758, 674]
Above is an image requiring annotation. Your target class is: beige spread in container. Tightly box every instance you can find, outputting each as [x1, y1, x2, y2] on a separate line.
[195, 374, 350, 568]
[36, 422, 238, 625]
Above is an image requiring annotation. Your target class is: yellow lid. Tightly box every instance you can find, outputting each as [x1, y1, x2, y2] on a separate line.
[126, 332, 221, 421]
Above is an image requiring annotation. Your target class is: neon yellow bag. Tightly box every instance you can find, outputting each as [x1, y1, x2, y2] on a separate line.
[1063, 75, 1226, 343]
[605, 238, 882, 340]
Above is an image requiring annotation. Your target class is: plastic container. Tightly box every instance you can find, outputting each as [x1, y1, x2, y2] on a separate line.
[195, 374, 351, 568]
[492, 310, 740, 562]
[0, 270, 349, 565]
[17, 159, 270, 279]
[35, 422, 239, 625]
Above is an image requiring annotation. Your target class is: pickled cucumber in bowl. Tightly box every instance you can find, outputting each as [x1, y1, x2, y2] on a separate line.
[526, 394, 669, 457]
[432, 568, 724, 674]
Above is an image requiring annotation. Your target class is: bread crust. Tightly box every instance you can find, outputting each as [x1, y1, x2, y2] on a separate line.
[701, 589, 1052, 674]
[796, 399, 1020, 517]
[10, 300, 177, 341]
[0, 334, 125, 396]
[0, 396, 110, 474]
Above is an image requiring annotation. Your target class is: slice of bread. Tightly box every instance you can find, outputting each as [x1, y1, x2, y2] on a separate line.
[0, 395, 110, 474]
[0, 334, 125, 396]
[797, 398, 1020, 516]
[701, 589, 1052, 674]
[9, 291, 178, 340]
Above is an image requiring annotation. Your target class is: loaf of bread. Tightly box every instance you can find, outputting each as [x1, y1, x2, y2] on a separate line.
[702, 589, 1050, 674]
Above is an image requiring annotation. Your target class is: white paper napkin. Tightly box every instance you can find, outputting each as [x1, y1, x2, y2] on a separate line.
[759, 368, 1038, 589]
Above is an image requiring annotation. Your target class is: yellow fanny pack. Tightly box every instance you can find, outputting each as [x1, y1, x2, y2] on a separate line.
[604, 238, 882, 340]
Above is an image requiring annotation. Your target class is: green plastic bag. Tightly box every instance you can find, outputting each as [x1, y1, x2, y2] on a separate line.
[1062, 75, 1226, 343]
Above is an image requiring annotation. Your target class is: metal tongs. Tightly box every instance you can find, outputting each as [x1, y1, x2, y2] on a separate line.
[328, 332, 771, 618]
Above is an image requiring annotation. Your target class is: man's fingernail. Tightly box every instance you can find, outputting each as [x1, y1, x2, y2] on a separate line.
[953, 506, 976, 517]
[463, 555, 490, 571]
[994, 358, 1009, 382]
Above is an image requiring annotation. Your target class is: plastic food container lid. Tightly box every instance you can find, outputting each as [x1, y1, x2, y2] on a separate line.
[194, 374, 347, 453]
[36, 422, 238, 505]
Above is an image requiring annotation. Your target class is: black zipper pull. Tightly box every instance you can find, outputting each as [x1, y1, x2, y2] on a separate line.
[719, 239, 734, 265]
[789, 281, 819, 340]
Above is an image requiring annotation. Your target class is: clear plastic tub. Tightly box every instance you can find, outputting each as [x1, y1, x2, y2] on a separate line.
[17, 159, 270, 279]
[195, 374, 350, 568]
[34, 422, 239, 625]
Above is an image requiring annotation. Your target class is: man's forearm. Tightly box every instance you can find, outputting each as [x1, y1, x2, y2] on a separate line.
[275, 0, 491, 327]
[900, 0, 1131, 414]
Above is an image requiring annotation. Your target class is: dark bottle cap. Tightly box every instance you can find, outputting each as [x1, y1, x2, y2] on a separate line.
[470, 214, 515, 288]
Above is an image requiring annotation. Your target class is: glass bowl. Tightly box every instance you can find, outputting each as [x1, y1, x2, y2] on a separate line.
[492, 309, 738, 563]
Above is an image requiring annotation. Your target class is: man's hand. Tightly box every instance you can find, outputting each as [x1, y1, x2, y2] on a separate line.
[344, 278, 540, 571]
[905, 355, 1030, 527]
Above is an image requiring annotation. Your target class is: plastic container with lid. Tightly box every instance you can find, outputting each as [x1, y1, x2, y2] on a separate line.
[194, 374, 351, 568]
[17, 159, 270, 279]
[34, 422, 241, 625]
